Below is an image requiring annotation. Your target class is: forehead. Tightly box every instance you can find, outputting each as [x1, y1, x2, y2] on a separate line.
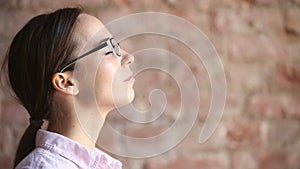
[75, 14, 111, 46]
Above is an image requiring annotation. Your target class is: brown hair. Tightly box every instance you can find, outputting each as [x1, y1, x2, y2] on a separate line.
[2, 8, 82, 167]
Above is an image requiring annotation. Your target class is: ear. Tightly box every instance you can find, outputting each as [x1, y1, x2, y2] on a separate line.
[52, 72, 79, 95]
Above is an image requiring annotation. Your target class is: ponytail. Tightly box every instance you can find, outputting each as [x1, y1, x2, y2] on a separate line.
[14, 119, 43, 167]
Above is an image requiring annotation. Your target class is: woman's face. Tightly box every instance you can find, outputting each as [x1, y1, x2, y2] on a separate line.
[73, 14, 135, 114]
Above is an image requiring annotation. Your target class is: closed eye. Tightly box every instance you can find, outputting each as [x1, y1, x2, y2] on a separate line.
[105, 51, 113, 55]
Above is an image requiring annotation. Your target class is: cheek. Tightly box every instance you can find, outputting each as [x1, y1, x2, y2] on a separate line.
[96, 62, 117, 90]
[94, 62, 119, 103]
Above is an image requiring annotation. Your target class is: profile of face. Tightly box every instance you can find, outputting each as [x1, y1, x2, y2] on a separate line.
[70, 14, 135, 115]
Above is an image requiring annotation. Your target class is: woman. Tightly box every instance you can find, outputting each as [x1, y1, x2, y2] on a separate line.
[3, 7, 135, 169]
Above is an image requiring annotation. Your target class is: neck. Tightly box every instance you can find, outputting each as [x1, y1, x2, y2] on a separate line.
[48, 107, 108, 149]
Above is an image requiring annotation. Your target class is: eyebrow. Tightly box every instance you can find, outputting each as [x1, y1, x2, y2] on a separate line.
[95, 37, 110, 46]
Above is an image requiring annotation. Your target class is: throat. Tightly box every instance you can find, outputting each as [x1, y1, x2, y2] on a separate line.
[47, 116, 104, 150]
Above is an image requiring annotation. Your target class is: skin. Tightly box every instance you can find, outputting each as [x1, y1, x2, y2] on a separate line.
[48, 14, 135, 149]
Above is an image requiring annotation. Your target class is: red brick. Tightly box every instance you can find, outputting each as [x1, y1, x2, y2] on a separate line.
[294, 0, 300, 5]
[122, 0, 162, 9]
[264, 120, 300, 150]
[249, 7, 284, 34]
[226, 119, 262, 149]
[209, 0, 252, 9]
[270, 36, 300, 91]
[208, 4, 283, 35]
[208, 8, 234, 34]
[259, 151, 288, 169]
[0, 10, 35, 39]
[146, 152, 229, 169]
[0, 11, 7, 38]
[228, 151, 300, 169]
[274, 63, 300, 90]
[1, 98, 29, 126]
[225, 62, 269, 92]
[284, 1, 300, 35]
[283, 95, 300, 119]
[183, 3, 211, 33]
[209, 35, 228, 60]
[0, 42, 9, 68]
[30, 0, 81, 12]
[226, 34, 286, 62]
[253, 0, 280, 5]
[220, 0, 278, 6]
[232, 151, 258, 169]
[177, 122, 228, 152]
[223, 93, 245, 118]
[0, 0, 17, 8]
[287, 152, 300, 169]
[248, 94, 285, 119]
[248, 94, 300, 119]
[167, 41, 211, 89]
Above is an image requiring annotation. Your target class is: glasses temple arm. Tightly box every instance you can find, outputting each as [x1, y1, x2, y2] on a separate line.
[58, 42, 108, 73]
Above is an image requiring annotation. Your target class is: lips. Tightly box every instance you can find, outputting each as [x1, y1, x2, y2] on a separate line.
[123, 75, 134, 82]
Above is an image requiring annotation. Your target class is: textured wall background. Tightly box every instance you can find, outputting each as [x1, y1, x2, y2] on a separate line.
[0, 0, 300, 169]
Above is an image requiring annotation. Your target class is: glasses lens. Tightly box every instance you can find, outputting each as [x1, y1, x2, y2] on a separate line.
[111, 38, 121, 57]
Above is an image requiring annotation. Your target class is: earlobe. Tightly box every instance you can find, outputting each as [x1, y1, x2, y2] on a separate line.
[52, 73, 79, 95]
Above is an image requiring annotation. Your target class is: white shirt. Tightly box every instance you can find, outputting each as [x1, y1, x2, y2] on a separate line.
[16, 129, 122, 169]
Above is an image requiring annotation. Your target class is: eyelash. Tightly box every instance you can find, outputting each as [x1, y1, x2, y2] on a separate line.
[105, 51, 113, 55]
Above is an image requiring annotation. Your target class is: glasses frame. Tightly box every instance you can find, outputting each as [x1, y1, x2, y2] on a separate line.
[58, 38, 121, 73]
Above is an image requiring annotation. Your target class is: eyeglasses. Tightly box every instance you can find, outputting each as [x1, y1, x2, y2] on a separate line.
[58, 38, 121, 73]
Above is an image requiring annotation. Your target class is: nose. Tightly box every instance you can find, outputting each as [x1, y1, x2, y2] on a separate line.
[121, 49, 134, 66]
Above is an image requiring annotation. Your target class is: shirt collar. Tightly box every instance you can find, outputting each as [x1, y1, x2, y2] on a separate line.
[35, 129, 122, 169]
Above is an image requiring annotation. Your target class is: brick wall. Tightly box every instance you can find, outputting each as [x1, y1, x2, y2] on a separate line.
[0, 0, 300, 169]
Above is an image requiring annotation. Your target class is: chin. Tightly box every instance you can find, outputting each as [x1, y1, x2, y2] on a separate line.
[113, 90, 135, 108]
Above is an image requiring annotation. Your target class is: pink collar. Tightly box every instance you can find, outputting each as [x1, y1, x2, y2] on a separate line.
[35, 129, 122, 169]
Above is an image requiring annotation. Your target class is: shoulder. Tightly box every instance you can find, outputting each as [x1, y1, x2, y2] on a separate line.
[15, 148, 78, 169]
